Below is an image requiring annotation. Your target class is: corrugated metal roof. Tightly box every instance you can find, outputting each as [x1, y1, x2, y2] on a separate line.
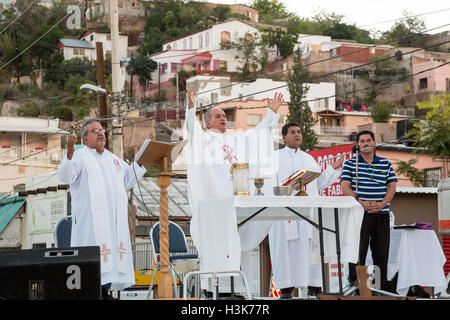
[0, 196, 25, 234]
[396, 186, 438, 194]
[59, 38, 95, 49]
[132, 177, 191, 218]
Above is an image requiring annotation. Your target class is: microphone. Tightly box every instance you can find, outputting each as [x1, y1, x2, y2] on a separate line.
[351, 145, 360, 153]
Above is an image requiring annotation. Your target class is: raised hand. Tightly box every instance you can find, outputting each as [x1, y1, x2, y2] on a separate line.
[268, 92, 284, 113]
[67, 133, 77, 160]
[331, 156, 344, 169]
[187, 86, 197, 109]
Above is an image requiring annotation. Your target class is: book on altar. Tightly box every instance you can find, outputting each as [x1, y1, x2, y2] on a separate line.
[135, 139, 188, 167]
[281, 169, 321, 188]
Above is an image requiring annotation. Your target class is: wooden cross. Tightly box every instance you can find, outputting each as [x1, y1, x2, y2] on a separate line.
[117, 241, 126, 261]
[100, 243, 111, 263]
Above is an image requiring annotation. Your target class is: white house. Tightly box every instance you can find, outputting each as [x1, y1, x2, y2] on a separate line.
[79, 30, 129, 61]
[148, 19, 277, 84]
[0, 117, 68, 193]
[187, 75, 336, 113]
[57, 38, 95, 61]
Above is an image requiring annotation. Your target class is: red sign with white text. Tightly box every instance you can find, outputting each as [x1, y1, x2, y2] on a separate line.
[307, 143, 356, 196]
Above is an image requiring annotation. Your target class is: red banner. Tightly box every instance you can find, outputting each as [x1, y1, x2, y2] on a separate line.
[307, 143, 356, 196]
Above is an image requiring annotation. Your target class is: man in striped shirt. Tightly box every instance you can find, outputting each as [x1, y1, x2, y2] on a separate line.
[340, 130, 397, 290]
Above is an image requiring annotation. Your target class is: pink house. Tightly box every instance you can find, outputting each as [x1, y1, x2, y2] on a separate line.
[413, 60, 450, 94]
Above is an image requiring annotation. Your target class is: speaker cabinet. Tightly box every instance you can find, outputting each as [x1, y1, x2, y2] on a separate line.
[0, 246, 101, 300]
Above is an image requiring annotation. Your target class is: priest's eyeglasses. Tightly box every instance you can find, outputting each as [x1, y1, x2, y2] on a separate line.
[87, 128, 105, 135]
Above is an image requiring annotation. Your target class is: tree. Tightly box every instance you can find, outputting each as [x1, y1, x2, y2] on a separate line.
[395, 159, 425, 187]
[17, 101, 40, 117]
[286, 50, 317, 150]
[408, 93, 450, 178]
[370, 101, 393, 123]
[251, 0, 290, 23]
[381, 11, 426, 47]
[126, 54, 157, 86]
[310, 10, 374, 43]
[139, 0, 214, 56]
[51, 105, 73, 121]
[224, 32, 268, 80]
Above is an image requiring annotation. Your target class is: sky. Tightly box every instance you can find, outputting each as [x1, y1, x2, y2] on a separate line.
[208, 0, 450, 35]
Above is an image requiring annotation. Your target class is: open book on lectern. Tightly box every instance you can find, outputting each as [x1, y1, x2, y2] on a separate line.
[135, 139, 188, 167]
[281, 169, 321, 188]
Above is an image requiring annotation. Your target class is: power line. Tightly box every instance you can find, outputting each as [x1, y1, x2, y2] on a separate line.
[0, 0, 41, 34]
[357, 8, 450, 28]
[119, 38, 450, 115]
[135, 23, 448, 100]
[0, 11, 71, 72]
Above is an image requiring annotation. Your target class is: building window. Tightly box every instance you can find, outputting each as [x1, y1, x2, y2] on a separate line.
[199, 35, 203, 49]
[446, 78, 450, 91]
[205, 32, 209, 47]
[183, 39, 186, 49]
[424, 168, 441, 187]
[161, 63, 168, 74]
[218, 60, 227, 70]
[244, 33, 254, 42]
[73, 48, 78, 55]
[220, 31, 231, 44]
[171, 63, 181, 73]
[107, 34, 111, 41]
[419, 77, 428, 89]
[247, 114, 262, 126]
[189, 37, 193, 49]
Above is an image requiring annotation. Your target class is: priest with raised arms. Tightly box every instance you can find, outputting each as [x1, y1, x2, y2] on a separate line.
[57, 119, 146, 299]
[270, 122, 343, 299]
[183, 87, 283, 294]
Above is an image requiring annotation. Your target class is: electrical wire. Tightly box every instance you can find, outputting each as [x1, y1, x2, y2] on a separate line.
[0, 0, 41, 34]
[0, 11, 71, 72]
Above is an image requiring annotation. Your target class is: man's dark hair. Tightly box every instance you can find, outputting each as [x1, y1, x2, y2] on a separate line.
[282, 122, 300, 136]
[356, 130, 375, 143]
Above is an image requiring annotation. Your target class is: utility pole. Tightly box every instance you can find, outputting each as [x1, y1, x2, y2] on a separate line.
[110, 0, 123, 158]
[176, 72, 179, 122]
[96, 42, 109, 150]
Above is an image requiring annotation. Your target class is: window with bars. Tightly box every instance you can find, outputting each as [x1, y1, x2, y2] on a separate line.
[424, 167, 441, 187]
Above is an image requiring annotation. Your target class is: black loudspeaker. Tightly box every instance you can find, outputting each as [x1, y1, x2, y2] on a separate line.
[0, 246, 101, 300]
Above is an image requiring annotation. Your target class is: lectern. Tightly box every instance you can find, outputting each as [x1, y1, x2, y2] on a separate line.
[136, 139, 187, 299]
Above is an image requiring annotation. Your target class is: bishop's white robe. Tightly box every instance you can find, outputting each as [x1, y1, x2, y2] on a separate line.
[183, 106, 279, 290]
[57, 146, 146, 291]
[269, 146, 341, 290]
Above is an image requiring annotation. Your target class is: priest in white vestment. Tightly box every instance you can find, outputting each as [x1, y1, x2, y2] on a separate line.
[270, 122, 343, 299]
[57, 120, 146, 296]
[183, 87, 283, 292]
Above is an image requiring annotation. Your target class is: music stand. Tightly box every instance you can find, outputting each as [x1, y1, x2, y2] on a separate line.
[136, 139, 187, 299]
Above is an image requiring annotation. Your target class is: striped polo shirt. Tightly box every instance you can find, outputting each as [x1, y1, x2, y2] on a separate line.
[340, 154, 398, 214]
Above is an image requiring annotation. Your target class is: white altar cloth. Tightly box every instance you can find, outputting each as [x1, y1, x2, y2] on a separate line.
[197, 195, 364, 274]
[366, 228, 447, 296]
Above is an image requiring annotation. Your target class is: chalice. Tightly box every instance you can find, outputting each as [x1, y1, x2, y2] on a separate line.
[254, 178, 264, 196]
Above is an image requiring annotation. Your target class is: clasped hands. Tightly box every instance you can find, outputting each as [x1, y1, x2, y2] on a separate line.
[359, 200, 386, 213]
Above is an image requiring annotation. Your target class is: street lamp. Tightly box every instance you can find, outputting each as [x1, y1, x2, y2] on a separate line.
[80, 83, 107, 95]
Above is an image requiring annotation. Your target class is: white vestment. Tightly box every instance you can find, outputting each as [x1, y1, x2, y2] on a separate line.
[269, 146, 341, 290]
[183, 106, 279, 289]
[57, 146, 146, 291]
